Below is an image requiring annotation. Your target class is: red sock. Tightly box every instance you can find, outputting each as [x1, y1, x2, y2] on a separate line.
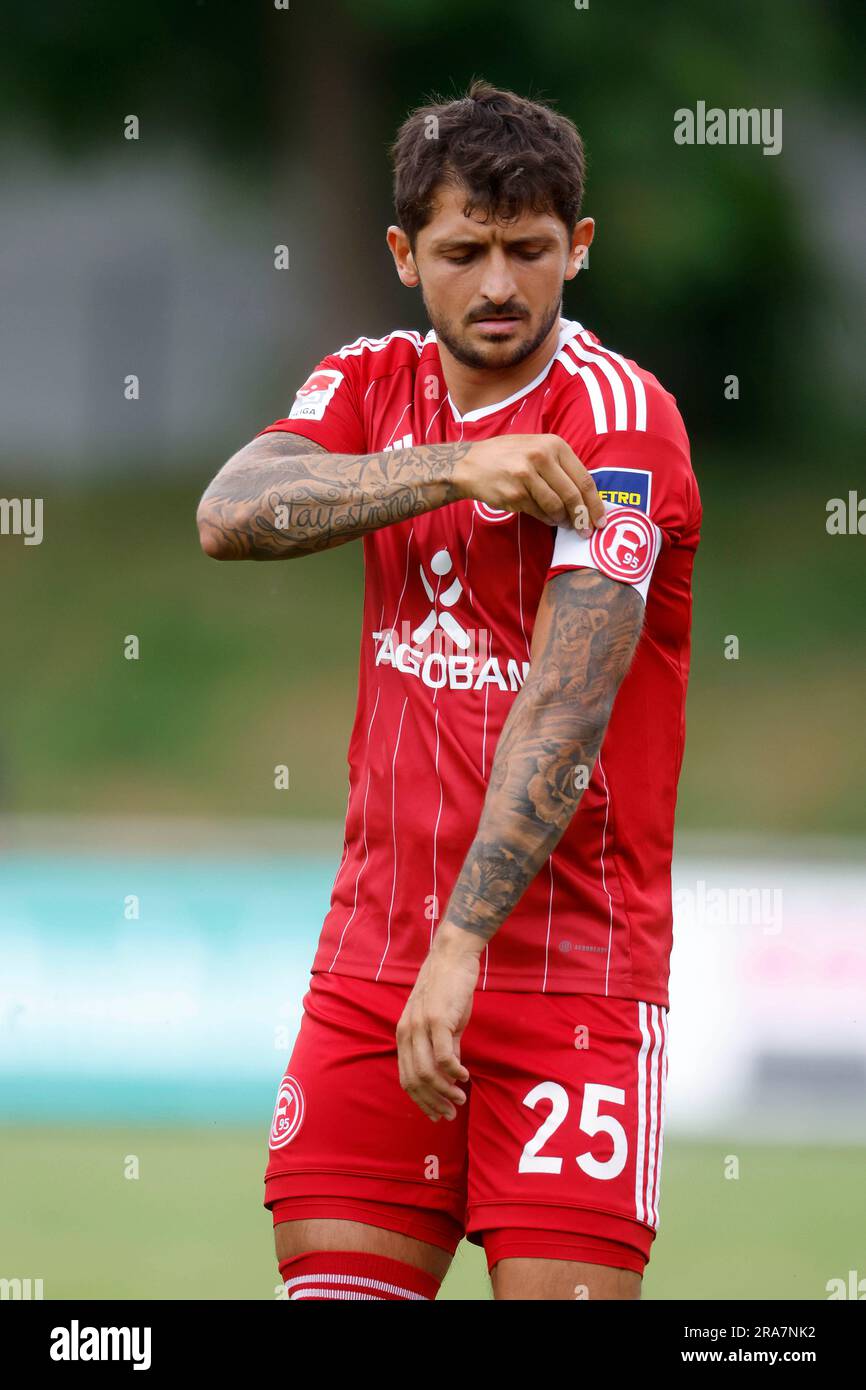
[279, 1250, 441, 1301]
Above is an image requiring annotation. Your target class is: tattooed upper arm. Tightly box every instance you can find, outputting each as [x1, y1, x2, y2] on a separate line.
[528, 569, 645, 727]
[437, 570, 645, 941]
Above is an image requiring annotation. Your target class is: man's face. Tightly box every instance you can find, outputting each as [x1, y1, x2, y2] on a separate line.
[395, 180, 588, 370]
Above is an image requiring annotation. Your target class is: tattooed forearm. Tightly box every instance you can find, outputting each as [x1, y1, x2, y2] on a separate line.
[197, 433, 471, 559]
[440, 570, 645, 944]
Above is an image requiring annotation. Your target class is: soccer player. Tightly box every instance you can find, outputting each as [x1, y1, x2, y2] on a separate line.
[197, 80, 701, 1302]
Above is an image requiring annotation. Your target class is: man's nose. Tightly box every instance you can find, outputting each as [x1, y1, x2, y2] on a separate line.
[477, 249, 518, 305]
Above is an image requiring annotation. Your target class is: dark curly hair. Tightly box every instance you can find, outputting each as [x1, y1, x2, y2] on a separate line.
[390, 79, 586, 248]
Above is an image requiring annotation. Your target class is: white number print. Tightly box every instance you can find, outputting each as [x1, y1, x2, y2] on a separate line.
[518, 1082, 568, 1174]
[519, 1080, 628, 1180]
[576, 1083, 627, 1179]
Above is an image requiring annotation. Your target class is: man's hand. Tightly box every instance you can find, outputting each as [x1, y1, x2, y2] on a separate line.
[454, 433, 608, 533]
[395, 924, 482, 1122]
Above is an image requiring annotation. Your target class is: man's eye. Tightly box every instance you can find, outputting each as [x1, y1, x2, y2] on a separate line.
[516, 249, 544, 260]
[445, 252, 474, 264]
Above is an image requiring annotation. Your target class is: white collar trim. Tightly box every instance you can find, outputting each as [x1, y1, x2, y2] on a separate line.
[438, 318, 584, 424]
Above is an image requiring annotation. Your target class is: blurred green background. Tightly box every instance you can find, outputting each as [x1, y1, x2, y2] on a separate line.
[2, 467, 865, 832]
[1, 0, 863, 831]
[1, 0, 864, 1302]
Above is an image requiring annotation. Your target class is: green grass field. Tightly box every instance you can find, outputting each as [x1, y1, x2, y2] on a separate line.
[2, 1128, 861, 1300]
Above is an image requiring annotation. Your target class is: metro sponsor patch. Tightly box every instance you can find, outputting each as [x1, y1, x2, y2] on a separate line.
[288, 368, 345, 421]
[589, 466, 652, 513]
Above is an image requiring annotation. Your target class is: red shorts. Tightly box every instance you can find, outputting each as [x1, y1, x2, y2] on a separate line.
[263, 972, 668, 1276]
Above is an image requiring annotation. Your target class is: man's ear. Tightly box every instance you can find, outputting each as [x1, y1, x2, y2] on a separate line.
[564, 217, 595, 283]
[386, 225, 420, 287]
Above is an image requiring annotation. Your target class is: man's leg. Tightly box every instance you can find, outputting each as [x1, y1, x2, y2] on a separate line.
[275, 1217, 453, 1282]
[264, 974, 468, 1300]
[275, 1217, 453, 1300]
[491, 1256, 641, 1301]
[464, 990, 665, 1303]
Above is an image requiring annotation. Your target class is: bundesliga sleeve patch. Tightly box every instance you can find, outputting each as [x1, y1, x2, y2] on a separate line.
[288, 368, 345, 421]
[549, 504, 663, 601]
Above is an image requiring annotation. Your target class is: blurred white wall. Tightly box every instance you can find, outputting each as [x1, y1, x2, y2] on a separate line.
[668, 844, 866, 1142]
[1, 823, 864, 1138]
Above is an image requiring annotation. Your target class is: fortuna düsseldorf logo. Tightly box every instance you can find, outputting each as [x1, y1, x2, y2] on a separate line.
[268, 1074, 305, 1149]
[473, 501, 515, 523]
[589, 506, 658, 584]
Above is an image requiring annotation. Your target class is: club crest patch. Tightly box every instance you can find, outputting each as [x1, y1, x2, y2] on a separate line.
[268, 1073, 306, 1149]
[589, 506, 660, 585]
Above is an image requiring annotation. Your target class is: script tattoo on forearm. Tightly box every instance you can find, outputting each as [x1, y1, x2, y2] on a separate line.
[198, 434, 471, 558]
[442, 570, 645, 943]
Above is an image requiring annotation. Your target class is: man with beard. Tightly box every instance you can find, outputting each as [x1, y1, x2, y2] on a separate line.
[197, 79, 701, 1301]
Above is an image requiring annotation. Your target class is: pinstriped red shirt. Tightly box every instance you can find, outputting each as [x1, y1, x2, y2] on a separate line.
[260, 318, 700, 1003]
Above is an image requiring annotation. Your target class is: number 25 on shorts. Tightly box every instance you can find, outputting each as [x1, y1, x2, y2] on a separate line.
[519, 1081, 627, 1180]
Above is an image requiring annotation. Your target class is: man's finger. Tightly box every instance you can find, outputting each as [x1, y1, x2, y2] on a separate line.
[410, 1026, 458, 1118]
[398, 1004, 452, 1119]
[396, 1018, 417, 1094]
[430, 1020, 469, 1094]
[576, 467, 608, 528]
[534, 456, 588, 531]
[525, 471, 569, 527]
[398, 1030, 443, 1122]
[552, 440, 608, 527]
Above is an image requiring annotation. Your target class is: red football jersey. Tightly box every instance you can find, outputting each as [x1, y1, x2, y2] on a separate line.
[259, 318, 701, 1004]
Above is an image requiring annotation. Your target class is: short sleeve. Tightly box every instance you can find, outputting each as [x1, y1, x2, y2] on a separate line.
[545, 381, 700, 603]
[257, 352, 366, 454]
